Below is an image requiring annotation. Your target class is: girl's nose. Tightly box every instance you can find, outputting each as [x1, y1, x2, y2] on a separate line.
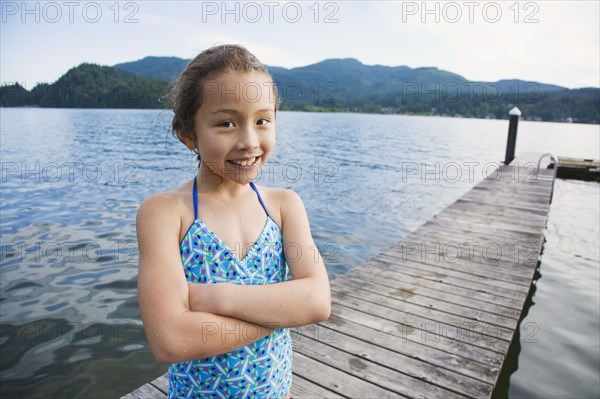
[237, 126, 260, 151]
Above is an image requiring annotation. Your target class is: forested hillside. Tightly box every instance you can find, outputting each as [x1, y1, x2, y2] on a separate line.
[2, 57, 598, 124]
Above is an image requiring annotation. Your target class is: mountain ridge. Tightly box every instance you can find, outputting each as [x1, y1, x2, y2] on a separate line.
[114, 56, 575, 92]
[1, 57, 598, 123]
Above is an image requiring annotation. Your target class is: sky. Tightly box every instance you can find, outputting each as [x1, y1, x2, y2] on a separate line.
[1, 0, 599, 89]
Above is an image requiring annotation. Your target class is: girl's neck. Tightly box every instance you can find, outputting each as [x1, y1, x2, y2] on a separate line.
[196, 162, 252, 200]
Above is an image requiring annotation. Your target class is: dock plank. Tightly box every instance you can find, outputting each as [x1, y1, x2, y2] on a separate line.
[342, 267, 521, 319]
[349, 260, 525, 310]
[549, 156, 600, 181]
[330, 277, 517, 330]
[331, 276, 518, 328]
[320, 314, 501, 384]
[376, 252, 531, 293]
[295, 324, 494, 398]
[330, 281, 515, 339]
[121, 383, 165, 399]
[292, 331, 470, 399]
[329, 301, 507, 368]
[290, 374, 346, 399]
[330, 291, 512, 352]
[149, 374, 168, 395]
[292, 351, 406, 398]
[378, 250, 533, 287]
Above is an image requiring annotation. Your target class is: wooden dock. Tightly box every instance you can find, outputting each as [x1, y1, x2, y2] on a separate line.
[548, 157, 600, 182]
[122, 158, 555, 399]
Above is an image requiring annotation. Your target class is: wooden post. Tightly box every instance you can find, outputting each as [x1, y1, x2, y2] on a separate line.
[504, 107, 521, 165]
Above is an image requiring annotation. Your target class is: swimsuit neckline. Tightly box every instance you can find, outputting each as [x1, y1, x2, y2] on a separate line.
[192, 216, 273, 265]
[180, 176, 278, 264]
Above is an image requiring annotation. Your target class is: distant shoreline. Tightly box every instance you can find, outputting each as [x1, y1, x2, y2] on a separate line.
[2, 106, 596, 125]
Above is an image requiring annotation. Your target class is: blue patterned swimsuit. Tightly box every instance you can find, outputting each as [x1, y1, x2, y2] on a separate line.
[169, 178, 293, 399]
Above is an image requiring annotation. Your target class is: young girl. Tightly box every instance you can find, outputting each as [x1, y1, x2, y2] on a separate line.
[136, 44, 331, 399]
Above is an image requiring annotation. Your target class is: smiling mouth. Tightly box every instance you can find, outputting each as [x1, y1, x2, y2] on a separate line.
[228, 157, 260, 167]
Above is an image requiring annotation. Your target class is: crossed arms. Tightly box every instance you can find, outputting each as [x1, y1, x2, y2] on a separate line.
[136, 189, 331, 364]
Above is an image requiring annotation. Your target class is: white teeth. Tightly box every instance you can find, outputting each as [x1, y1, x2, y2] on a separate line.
[231, 157, 256, 166]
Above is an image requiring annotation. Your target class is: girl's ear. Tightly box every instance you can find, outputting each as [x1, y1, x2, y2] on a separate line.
[175, 129, 197, 151]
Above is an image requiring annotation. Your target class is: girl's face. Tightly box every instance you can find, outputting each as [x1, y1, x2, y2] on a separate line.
[187, 69, 277, 185]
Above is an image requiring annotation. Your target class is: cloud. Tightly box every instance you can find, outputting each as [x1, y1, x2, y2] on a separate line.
[2, 0, 598, 88]
[369, 0, 599, 87]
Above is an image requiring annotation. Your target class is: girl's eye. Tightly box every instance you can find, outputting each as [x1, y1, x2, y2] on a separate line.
[218, 121, 235, 128]
[257, 119, 270, 126]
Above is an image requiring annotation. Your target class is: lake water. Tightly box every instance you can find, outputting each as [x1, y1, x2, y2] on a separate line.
[0, 108, 598, 398]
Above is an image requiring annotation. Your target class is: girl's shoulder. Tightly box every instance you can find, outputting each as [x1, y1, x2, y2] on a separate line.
[252, 185, 306, 227]
[137, 180, 192, 224]
[257, 185, 303, 203]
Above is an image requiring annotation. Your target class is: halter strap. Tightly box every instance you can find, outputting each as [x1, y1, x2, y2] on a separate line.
[192, 176, 198, 219]
[192, 177, 272, 220]
[250, 181, 272, 220]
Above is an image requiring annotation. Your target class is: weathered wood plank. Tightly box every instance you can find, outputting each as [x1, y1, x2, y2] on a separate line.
[450, 198, 550, 217]
[453, 197, 550, 215]
[332, 276, 518, 328]
[317, 314, 501, 384]
[553, 157, 600, 181]
[390, 232, 544, 269]
[330, 291, 513, 351]
[465, 185, 552, 198]
[405, 227, 545, 263]
[468, 182, 553, 195]
[417, 218, 544, 241]
[378, 248, 533, 287]
[345, 266, 522, 319]
[347, 261, 525, 310]
[330, 281, 516, 338]
[149, 374, 168, 395]
[414, 214, 548, 239]
[292, 351, 406, 398]
[409, 221, 544, 245]
[296, 323, 494, 398]
[329, 303, 508, 366]
[120, 382, 166, 399]
[294, 325, 493, 398]
[434, 216, 547, 236]
[431, 213, 546, 236]
[451, 193, 551, 208]
[387, 246, 540, 273]
[290, 374, 347, 399]
[401, 232, 544, 272]
[331, 277, 517, 330]
[366, 258, 529, 309]
[293, 330, 470, 399]
[376, 252, 531, 292]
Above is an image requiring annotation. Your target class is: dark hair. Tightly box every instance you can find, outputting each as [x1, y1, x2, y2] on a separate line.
[163, 44, 279, 159]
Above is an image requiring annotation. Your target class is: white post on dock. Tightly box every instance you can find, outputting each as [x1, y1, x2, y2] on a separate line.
[504, 107, 522, 165]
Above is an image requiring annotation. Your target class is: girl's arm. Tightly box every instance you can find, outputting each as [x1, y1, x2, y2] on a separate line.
[188, 189, 331, 328]
[137, 193, 275, 365]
